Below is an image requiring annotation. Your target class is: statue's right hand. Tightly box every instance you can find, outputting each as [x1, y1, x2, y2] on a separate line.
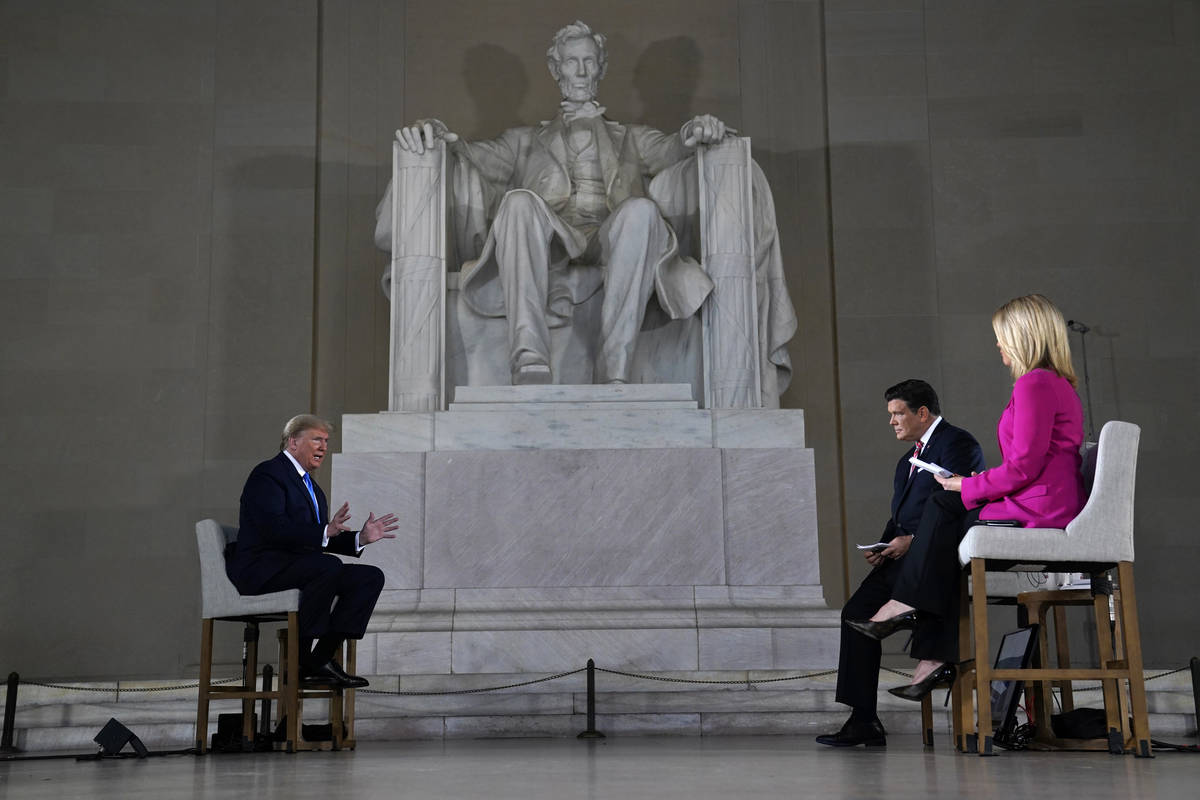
[395, 119, 459, 154]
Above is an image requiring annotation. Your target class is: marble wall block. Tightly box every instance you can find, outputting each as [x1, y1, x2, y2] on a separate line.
[722, 448, 820, 586]
[341, 412, 434, 453]
[451, 628, 700, 673]
[698, 627, 839, 671]
[712, 409, 806, 448]
[373, 631, 453, 675]
[330, 451, 425, 588]
[451, 586, 699, 631]
[423, 448, 725, 588]
[432, 408, 714, 451]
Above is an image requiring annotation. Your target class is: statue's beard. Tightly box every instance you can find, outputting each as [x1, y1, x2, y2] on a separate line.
[558, 76, 599, 104]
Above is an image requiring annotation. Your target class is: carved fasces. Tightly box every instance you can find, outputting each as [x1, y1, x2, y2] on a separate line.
[389, 139, 447, 411]
[699, 137, 761, 409]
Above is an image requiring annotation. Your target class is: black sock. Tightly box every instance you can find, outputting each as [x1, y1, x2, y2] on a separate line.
[308, 636, 343, 667]
[848, 707, 877, 724]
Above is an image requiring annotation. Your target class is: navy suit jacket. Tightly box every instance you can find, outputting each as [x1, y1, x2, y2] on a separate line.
[882, 419, 985, 542]
[228, 451, 360, 593]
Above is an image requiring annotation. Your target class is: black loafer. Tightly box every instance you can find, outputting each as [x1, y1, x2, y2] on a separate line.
[302, 660, 369, 689]
[815, 718, 887, 748]
[845, 610, 919, 641]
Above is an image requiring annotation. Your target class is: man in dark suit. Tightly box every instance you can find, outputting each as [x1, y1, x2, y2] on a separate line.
[816, 380, 984, 747]
[227, 414, 399, 688]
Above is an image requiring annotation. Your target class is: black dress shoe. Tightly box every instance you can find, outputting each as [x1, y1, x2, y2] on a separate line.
[888, 663, 956, 702]
[845, 610, 918, 641]
[815, 718, 887, 748]
[302, 660, 369, 689]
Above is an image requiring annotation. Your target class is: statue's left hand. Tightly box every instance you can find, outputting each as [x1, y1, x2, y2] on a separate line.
[682, 114, 733, 147]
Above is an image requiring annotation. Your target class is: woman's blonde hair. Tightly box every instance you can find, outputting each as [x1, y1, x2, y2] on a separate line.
[992, 294, 1077, 388]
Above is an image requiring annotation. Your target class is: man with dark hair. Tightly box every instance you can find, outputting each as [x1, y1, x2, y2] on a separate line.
[227, 415, 399, 688]
[816, 380, 985, 747]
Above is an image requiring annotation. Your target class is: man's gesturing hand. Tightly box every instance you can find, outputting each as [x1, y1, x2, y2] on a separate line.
[360, 512, 400, 545]
[326, 501, 352, 538]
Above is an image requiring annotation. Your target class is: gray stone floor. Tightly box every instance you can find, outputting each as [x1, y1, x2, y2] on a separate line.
[2, 735, 1197, 800]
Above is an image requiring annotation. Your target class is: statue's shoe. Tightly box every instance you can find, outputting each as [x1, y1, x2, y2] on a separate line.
[513, 362, 552, 384]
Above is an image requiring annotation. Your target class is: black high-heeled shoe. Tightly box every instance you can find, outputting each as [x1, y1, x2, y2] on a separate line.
[887, 662, 957, 702]
[845, 610, 918, 641]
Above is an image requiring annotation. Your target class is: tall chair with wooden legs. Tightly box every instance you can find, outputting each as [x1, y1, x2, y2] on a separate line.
[954, 421, 1150, 757]
[195, 519, 301, 753]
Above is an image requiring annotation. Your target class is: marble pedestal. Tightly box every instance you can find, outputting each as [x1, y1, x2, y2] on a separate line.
[332, 385, 839, 732]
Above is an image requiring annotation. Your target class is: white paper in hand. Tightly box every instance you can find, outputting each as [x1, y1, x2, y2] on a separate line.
[908, 456, 953, 478]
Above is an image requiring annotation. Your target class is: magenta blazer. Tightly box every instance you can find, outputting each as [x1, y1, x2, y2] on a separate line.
[961, 368, 1086, 529]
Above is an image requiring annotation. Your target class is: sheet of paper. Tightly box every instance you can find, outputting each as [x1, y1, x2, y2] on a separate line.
[908, 456, 952, 478]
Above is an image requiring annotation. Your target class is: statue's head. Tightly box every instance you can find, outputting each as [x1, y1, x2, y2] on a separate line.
[546, 20, 607, 103]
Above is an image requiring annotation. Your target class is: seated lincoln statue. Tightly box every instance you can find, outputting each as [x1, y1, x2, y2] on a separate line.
[375, 20, 796, 403]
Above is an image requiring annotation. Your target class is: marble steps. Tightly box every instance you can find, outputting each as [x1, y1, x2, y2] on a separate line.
[5, 670, 1195, 752]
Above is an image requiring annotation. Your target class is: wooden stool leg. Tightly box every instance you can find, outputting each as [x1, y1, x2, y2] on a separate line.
[954, 574, 973, 752]
[344, 639, 357, 749]
[329, 646, 345, 750]
[1052, 604, 1074, 712]
[1031, 600, 1057, 744]
[970, 560, 994, 755]
[1117, 563, 1152, 757]
[197, 619, 214, 754]
[921, 693, 934, 748]
[1090, 589, 1124, 752]
[241, 622, 259, 746]
[283, 615, 301, 753]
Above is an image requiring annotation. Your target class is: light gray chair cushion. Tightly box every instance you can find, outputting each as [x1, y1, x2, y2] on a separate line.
[196, 518, 301, 619]
[959, 421, 1139, 570]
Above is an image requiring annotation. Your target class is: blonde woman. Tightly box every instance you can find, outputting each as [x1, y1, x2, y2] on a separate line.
[847, 294, 1086, 700]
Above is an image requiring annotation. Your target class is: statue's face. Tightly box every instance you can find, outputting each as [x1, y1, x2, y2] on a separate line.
[554, 37, 602, 103]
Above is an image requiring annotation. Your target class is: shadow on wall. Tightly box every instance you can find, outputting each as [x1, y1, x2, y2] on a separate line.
[633, 36, 703, 133]
[463, 43, 529, 139]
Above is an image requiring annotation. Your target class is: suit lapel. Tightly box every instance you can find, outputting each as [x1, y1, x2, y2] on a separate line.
[894, 443, 919, 509]
[594, 119, 623, 194]
[537, 117, 571, 182]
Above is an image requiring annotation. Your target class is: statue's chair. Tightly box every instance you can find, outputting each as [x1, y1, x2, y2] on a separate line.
[382, 138, 767, 411]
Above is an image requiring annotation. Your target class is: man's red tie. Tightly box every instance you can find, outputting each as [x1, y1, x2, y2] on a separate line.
[909, 440, 923, 477]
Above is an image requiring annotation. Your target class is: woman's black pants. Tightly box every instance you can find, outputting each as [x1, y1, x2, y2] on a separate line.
[891, 490, 982, 664]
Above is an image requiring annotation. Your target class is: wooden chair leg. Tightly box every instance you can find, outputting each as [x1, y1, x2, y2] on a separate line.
[197, 619, 214, 754]
[1052, 604, 1074, 712]
[954, 573, 973, 752]
[330, 646, 345, 750]
[284, 614, 301, 753]
[920, 693, 934, 748]
[241, 622, 259, 745]
[1030, 599, 1057, 745]
[1117, 563, 1152, 757]
[971, 559, 995, 755]
[1090, 589, 1125, 752]
[344, 639, 357, 749]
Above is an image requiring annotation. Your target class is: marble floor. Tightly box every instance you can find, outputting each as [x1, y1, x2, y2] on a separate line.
[2, 735, 1196, 800]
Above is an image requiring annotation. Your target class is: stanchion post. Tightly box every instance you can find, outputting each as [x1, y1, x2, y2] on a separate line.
[577, 659, 605, 739]
[1, 672, 19, 753]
